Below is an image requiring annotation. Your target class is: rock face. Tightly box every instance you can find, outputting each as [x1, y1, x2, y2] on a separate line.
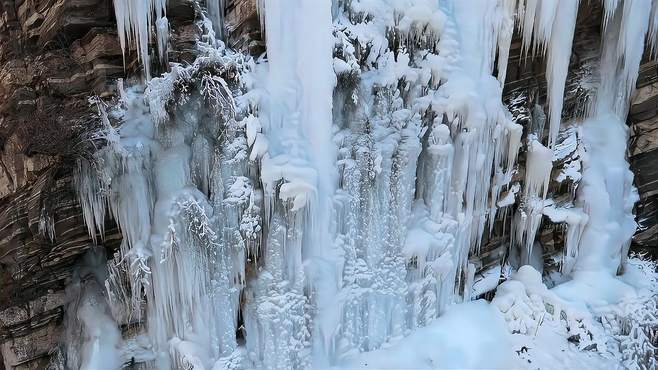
[630, 60, 658, 256]
[0, 1, 118, 368]
[0, 0, 198, 368]
[0, 0, 655, 369]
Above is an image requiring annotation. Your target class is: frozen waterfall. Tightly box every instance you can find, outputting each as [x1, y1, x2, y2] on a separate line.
[68, 0, 658, 369]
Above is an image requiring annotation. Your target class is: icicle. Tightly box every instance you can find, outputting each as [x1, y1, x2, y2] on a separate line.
[496, 0, 517, 84]
[545, 0, 579, 148]
[524, 138, 553, 201]
[615, 0, 653, 112]
[603, 0, 620, 29]
[74, 159, 106, 244]
[156, 16, 169, 66]
[518, 0, 538, 58]
[516, 0, 564, 59]
[516, 0, 579, 147]
[113, 0, 169, 79]
[515, 137, 553, 258]
[207, 0, 225, 40]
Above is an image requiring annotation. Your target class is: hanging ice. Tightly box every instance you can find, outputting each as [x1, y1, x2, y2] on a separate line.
[573, 0, 649, 275]
[113, 0, 169, 79]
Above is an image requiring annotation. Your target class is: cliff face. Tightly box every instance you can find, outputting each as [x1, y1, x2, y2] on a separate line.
[0, 1, 115, 369]
[0, 1, 190, 368]
[0, 1, 655, 369]
[630, 63, 658, 255]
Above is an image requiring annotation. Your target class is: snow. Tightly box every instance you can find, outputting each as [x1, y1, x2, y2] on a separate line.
[340, 301, 519, 369]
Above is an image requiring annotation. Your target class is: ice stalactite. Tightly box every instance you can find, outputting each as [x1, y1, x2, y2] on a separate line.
[516, 0, 579, 148]
[207, 0, 225, 40]
[604, 0, 621, 26]
[156, 16, 170, 67]
[113, 0, 169, 79]
[607, 0, 653, 116]
[514, 137, 553, 261]
[545, 0, 579, 149]
[517, 0, 559, 56]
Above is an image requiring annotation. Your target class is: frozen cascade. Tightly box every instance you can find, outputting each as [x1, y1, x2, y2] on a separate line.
[76, 15, 254, 368]
[80, 0, 524, 366]
[573, 0, 650, 275]
[68, 0, 658, 369]
[511, 0, 580, 265]
[325, 0, 523, 359]
[243, 0, 337, 368]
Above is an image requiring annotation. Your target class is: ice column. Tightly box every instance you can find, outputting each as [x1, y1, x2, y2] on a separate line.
[244, 0, 337, 368]
[574, 0, 650, 275]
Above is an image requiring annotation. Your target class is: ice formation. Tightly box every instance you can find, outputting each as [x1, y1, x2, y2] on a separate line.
[68, 0, 658, 369]
[113, 0, 169, 79]
[207, 0, 226, 39]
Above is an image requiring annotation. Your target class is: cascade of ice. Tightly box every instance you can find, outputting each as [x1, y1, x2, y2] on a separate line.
[573, 0, 651, 275]
[324, 0, 523, 362]
[241, 0, 337, 368]
[291, 0, 340, 366]
[69, 0, 658, 369]
[448, 0, 523, 286]
[62, 247, 123, 370]
[113, 0, 169, 79]
[76, 14, 253, 368]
